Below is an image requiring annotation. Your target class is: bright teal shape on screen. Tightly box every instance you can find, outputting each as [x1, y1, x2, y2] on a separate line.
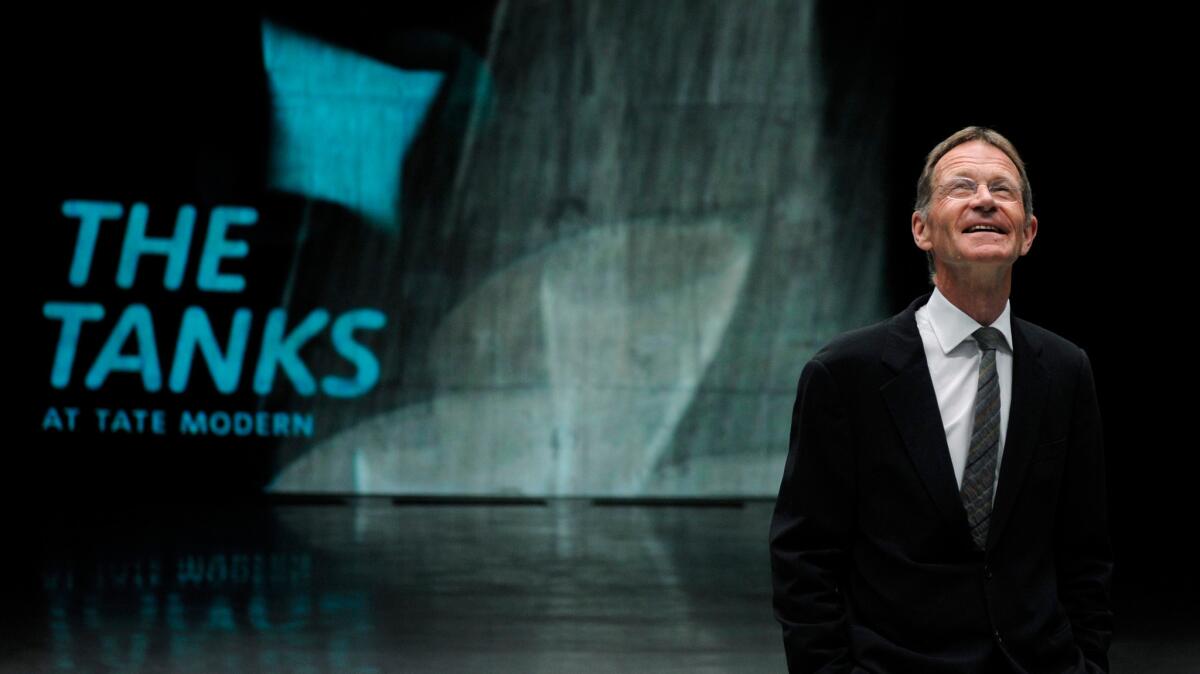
[62, 200, 123, 287]
[197, 206, 257, 292]
[85, 304, 162, 392]
[117, 203, 195, 290]
[169, 307, 253, 394]
[44, 302, 105, 388]
[323, 308, 386, 398]
[253, 308, 330, 396]
[261, 19, 444, 232]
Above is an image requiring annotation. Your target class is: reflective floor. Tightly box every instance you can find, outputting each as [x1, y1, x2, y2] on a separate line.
[5, 499, 1196, 673]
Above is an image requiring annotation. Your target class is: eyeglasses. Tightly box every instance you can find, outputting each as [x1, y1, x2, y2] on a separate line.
[937, 177, 1022, 203]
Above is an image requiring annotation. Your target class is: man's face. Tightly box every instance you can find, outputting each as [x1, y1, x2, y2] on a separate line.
[912, 140, 1037, 276]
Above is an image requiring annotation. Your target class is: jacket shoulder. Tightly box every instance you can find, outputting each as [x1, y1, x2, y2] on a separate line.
[1014, 316, 1089, 363]
[809, 316, 892, 369]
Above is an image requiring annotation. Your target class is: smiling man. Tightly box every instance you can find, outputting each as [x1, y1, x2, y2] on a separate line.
[770, 127, 1113, 673]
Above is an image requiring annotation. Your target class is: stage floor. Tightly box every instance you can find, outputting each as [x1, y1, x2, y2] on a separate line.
[6, 499, 1196, 673]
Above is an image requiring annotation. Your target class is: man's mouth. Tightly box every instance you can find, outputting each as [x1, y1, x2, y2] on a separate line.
[963, 225, 1006, 234]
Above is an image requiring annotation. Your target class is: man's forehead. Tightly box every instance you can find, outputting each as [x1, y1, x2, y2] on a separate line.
[934, 140, 1020, 180]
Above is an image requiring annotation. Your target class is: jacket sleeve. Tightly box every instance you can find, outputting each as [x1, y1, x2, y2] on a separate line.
[1055, 348, 1114, 672]
[770, 357, 858, 673]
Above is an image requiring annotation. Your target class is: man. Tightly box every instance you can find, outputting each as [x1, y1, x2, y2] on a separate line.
[769, 126, 1113, 673]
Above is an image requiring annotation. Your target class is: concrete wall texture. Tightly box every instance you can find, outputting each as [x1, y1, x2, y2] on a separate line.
[267, 0, 891, 496]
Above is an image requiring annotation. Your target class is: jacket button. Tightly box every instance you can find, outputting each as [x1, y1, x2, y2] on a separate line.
[993, 629, 1003, 644]
[983, 564, 993, 580]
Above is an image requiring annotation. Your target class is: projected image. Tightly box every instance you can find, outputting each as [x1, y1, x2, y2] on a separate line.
[258, 3, 890, 496]
[35, 3, 890, 497]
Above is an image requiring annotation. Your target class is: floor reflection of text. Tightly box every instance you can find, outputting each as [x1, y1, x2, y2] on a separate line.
[41, 551, 378, 673]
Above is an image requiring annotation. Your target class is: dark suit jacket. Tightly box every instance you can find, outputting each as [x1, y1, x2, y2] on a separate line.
[770, 292, 1113, 673]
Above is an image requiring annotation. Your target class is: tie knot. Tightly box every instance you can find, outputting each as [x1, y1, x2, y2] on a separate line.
[973, 326, 1006, 352]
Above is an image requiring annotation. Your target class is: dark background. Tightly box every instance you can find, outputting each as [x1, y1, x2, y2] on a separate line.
[12, 1, 1194, 621]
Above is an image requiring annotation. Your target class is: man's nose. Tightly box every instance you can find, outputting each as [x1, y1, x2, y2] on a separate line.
[970, 185, 997, 209]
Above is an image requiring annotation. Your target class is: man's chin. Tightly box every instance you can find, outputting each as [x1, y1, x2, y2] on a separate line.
[958, 247, 1018, 264]
[941, 256, 1018, 278]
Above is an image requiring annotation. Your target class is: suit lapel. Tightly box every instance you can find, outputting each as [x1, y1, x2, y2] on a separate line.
[879, 292, 1049, 550]
[986, 316, 1048, 550]
[880, 292, 971, 529]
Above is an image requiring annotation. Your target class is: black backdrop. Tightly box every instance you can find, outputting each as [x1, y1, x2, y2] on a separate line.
[13, 3, 1194, 602]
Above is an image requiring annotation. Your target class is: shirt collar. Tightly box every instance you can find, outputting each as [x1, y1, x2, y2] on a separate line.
[926, 286, 1013, 355]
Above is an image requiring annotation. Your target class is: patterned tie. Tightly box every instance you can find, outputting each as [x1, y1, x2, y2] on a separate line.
[962, 326, 1006, 550]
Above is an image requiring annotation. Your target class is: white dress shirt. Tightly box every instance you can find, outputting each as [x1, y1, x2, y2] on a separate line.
[914, 287, 1012, 503]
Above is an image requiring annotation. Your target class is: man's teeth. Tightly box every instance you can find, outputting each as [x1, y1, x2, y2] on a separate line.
[965, 226, 1003, 233]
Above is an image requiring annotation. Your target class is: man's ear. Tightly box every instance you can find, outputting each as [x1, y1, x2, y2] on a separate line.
[1020, 215, 1038, 256]
[912, 211, 933, 252]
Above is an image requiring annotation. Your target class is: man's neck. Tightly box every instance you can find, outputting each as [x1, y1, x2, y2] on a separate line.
[934, 270, 1011, 326]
